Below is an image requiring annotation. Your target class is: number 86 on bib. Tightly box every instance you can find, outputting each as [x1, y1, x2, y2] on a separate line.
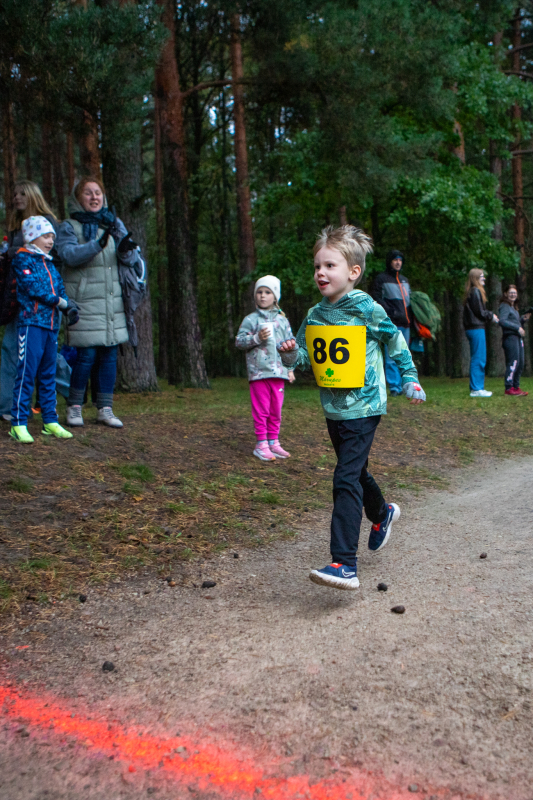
[305, 325, 366, 388]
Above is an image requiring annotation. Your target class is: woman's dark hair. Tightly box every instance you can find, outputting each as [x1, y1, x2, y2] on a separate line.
[500, 284, 519, 309]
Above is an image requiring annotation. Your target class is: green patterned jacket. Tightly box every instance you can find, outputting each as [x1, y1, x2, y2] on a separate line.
[281, 289, 419, 420]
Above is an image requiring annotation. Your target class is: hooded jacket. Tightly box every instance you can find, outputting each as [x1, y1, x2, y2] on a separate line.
[235, 307, 295, 381]
[370, 250, 411, 328]
[55, 191, 130, 348]
[281, 290, 418, 421]
[498, 302, 527, 341]
[12, 248, 68, 332]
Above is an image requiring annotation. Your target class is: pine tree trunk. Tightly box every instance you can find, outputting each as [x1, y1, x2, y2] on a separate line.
[52, 131, 65, 219]
[66, 131, 75, 191]
[80, 111, 101, 176]
[512, 10, 530, 374]
[102, 129, 158, 393]
[230, 13, 256, 310]
[487, 143, 505, 377]
[154, 92, 168, 378]
[41, 123, 53, 206]
[1, 98, 17, 213]
[155, 0, 209, 388]
[23, 122, 32, 180]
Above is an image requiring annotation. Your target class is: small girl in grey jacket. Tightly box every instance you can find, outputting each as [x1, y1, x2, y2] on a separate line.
[235, 276, 295, 462]
[499, 284, 531, 396]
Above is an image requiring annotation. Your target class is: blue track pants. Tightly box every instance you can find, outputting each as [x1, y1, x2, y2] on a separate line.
[11, 326, 59, 426]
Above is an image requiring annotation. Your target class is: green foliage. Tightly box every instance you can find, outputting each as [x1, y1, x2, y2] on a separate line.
[5, 477, 33, 494]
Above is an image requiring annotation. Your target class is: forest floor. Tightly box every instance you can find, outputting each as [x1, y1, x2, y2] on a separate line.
[0, 386, 532, 798]
[0, 375, 532, 620]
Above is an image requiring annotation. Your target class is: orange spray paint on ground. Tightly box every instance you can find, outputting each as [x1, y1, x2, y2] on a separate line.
[0, 684, 471, 799]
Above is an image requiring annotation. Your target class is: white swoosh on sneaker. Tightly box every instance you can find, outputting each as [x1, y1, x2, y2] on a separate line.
[341, 569, 355, 578]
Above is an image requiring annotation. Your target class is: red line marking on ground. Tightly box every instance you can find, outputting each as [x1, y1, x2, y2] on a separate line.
[0, 684, 475, 799]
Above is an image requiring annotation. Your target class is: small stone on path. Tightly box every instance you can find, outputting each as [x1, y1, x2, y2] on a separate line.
[102, 661, 115, 672]
[202, 580, 216, 589]
[480, 552, 487, 559]
[377, 582, 388, 591]
[79, 594, 87, 603]
[391, 605, 405, 614]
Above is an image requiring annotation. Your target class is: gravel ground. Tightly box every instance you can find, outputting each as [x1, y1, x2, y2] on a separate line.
[1, 456, 532, 800]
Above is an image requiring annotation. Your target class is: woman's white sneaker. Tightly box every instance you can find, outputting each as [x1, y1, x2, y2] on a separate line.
[66, 405, 84, 426]
[470, 389, 492, 397]
[97, 407, 123, 428]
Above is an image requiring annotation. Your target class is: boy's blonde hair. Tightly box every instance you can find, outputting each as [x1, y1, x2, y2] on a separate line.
[314, 225, 373, 283]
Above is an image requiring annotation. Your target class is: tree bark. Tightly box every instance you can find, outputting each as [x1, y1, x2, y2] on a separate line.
[487, 142, 505, 377]
[23, 122, 32, 180]
[154, 92, 168, 378]
[155, 0, 209, 388]
[102, 126, 159, 393]
[230, 13, 256, 310]
[1, 98, 17, 214]
[41, 123, 53, 206]
[66, 131, 76, 191]
[80, 110, 101, 176]
[52, 131, 65, 219]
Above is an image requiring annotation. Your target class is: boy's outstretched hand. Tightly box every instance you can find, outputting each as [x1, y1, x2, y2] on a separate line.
[278, 338, 297, 352]
[402, 382, 426, 404]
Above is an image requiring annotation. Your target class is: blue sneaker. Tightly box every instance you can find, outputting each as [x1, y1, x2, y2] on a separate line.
[368, 503, 400, 551]
[309, 562, 359, 590]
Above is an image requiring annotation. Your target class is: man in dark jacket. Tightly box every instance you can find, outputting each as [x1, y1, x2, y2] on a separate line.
[371, 250, 411, 395]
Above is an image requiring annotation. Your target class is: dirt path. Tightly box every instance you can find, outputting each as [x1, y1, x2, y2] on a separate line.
[1, 456, 533, 800]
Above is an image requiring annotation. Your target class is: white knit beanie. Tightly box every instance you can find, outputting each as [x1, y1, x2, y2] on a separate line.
[22, 216, 55, 244]
[254, 275, 281, 303]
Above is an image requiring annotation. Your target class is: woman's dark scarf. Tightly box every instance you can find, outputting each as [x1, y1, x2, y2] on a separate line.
[70, 207, 115, 242]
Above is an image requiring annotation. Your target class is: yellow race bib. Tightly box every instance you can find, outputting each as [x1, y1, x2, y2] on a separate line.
[305, 325, 366, 388]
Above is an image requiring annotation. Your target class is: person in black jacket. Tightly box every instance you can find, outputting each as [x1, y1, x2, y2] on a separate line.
[370, 249, 411, 395]
[463, 269, 499, 398]
[499, 285, 530, 396]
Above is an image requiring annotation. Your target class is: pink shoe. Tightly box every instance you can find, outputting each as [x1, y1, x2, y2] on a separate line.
[269, 440, 291, 458]
[253, 442, 276, 462]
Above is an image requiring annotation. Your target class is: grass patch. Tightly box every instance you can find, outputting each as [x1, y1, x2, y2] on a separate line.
[5, 476, 33, 493]
[117, 462, 155, 482]
[254, 490, 281, 505]
[20, 557, 53, 573]
[0, 579, 12, 599]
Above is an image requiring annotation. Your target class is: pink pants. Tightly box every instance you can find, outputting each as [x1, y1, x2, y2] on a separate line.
[249, 378, 285, 441]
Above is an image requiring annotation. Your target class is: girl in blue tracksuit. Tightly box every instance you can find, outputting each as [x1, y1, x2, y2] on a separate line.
[9, 216, 78, 443]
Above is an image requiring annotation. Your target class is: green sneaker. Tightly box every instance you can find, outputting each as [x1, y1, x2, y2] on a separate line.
[42, 422, 73, 439]
[9, 426, 34, 443]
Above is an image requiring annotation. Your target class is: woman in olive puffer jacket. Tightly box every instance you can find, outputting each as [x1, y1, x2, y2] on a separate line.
[56, 177, 142, 429]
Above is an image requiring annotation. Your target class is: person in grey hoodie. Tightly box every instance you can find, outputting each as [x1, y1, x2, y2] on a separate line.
[235, 276, 295, 462]
[56, 176, 143, 429]
[499, 285, 530, 396]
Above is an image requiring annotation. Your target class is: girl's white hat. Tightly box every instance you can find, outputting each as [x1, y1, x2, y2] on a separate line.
[255, 275, 281, 302]
[22, 215, 55, 244]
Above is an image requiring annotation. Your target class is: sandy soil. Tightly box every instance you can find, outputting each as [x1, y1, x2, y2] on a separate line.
[1, 456, 532, 800]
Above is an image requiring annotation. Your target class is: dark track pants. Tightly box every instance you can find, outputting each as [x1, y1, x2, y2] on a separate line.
[11, 326, 58, 426]
[503, 335, 524, 389]
[326, 415, 387, 566]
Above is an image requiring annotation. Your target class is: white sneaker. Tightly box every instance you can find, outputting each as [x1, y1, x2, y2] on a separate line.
[470, 390, 492, 397]
[97, 407, 123, 428]
[66, 405, 84, 426]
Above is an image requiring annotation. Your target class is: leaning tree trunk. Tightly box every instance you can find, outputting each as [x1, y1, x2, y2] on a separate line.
[230, 13, 256, 311]
[155, 0, 209, 388]
[154, 92, 169, 379]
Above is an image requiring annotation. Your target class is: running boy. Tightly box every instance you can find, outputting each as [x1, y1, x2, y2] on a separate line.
[279, 226, 425, 590]
[10, 216, 78, 443]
